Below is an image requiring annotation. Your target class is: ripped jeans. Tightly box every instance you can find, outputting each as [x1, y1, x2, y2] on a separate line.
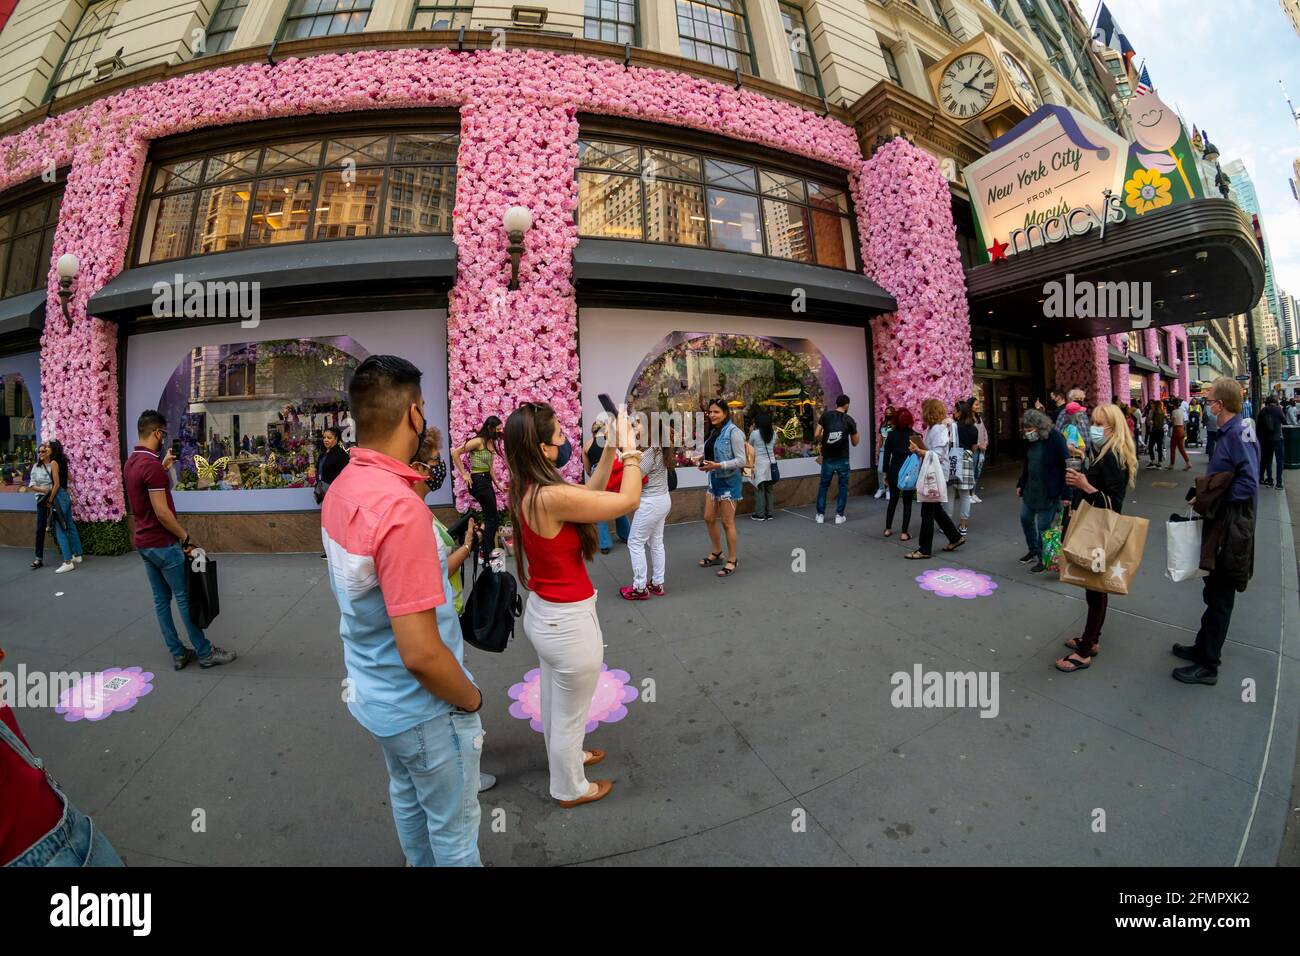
[375, 710, 484, 867]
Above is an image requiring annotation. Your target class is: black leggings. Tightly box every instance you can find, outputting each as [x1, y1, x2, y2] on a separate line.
[469, 472, 498, 560]
[919, 501, 960, 554]
[886, 488, 914, 534]
[1078, 590, 1108, 655]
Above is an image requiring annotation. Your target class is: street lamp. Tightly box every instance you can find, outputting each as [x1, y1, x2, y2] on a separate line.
[56, 253, 79, 328]
[503, 206, 532, 291]
[1202, 132, 1220, 163]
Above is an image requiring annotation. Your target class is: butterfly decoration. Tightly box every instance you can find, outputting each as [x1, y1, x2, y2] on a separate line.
[780, 416, 802, 440]
[192, 455, 230, 484]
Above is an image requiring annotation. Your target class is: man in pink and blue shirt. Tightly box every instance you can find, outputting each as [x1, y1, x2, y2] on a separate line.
[322, 355, 484, 866]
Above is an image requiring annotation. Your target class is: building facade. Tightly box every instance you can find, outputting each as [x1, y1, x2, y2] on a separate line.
[0, 0, 1255, 549]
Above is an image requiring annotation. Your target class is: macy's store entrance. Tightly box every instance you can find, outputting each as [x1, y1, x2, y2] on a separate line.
[971, 328, 1047, 467]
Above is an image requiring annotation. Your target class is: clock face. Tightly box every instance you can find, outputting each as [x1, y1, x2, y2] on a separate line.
[1001, 52, 1040, 111]
[938, 53, 997, 119]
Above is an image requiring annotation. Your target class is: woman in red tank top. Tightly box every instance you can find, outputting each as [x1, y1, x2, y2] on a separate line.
[504, 402, 643, 808]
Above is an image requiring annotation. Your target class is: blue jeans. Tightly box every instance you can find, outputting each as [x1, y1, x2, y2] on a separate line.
[597, 515, 629, 550]
[0, 716, 124, 867]
[1020, 500, 1059, 558]
[51, 488, 82, 562]
[817, 458, 850, 516]
[375, 711, 483, 867]
[139, 544, 212, 659]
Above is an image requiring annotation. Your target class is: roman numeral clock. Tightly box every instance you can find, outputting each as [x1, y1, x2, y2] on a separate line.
[926, 34, 1042, 139]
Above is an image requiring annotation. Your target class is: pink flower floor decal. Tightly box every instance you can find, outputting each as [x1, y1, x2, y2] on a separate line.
[54, 666, 154, 722]
[508, 663, 637, 733]
[915, 567, 998, 600]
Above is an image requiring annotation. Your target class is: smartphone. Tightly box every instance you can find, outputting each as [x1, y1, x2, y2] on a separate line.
[170, 439, 181, 458]
[597, 393, 620, 417]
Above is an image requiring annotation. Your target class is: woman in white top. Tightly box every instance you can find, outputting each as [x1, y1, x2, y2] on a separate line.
[748, 410, 779, 521]
[621, 427, 673, 600]
[904, 398, 965, 559]
[21, 442, 53, 569]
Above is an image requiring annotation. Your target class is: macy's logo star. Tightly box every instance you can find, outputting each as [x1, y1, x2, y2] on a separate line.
[988, 237, 1009, 261]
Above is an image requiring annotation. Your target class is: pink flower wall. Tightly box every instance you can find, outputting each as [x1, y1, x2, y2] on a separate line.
[860, 137, 972, 423]
[1054, 325, 1190, 411]
[0, 47, 963, 519]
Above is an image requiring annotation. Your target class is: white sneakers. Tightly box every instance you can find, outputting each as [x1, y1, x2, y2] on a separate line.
[55, 561, 75, 574]
[835, 515, 847, 525]
[815, 514, 825, 523]
[73, 555, 83, 565]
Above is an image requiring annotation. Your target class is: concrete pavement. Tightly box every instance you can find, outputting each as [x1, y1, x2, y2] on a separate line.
[1, 440, 1296, 866]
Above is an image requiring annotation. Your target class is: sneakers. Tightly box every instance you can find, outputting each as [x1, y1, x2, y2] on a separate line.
[815, 513, 824, 524]
[198, 647, 237, 668]
[834, 515, 847, 525]
[478, 772, 497, 793]
[619, 585, 650, 601]
[54, 561, 75, 574]
[173, 648, 197, 671]
[969, 494, 982, 504]
[1172, 663, 1217, 685]
[1018, 552, 1036, 564]
[72, 555, 83, 565]
[873, 488, 885, 499]
[647, 583, 665, 596]
[750, 513, 766, 521]
[1029, 561, 1046, 573]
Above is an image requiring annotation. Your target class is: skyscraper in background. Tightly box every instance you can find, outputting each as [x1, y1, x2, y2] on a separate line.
[1279, 293, 1300, 379]
[1222, 159, 1281, 323]
[1284, 0, 1300, 39]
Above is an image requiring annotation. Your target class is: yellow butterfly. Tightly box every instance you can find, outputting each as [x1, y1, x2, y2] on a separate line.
[192, 455, 230, 483]
[780, 416, 802, 440]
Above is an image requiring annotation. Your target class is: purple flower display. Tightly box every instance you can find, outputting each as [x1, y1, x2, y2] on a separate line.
[508, 663, 638, 733]
[915, 567, 998, 599]
[54, 666, 154, 722]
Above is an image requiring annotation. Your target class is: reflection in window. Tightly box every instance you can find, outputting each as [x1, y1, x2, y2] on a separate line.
[0, 188, 62, 299]
[881, 44, 902, 86]
[410, 3, 473, 29]
[779, 1, 823, 97]
[279, 0, 373, 41]
[0, 374, 37, 491]
[158, 338, 365, 492]
[45, 0, 122, 102]
[138, 131, 458, 263]
[677, 0, 756, 74]
[626, 331, 843, 462]
[584, 0, 638, 44]
[577, 138, 856, 269]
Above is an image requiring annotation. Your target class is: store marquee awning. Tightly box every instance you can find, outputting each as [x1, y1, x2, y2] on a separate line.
[1107, 346, 1126, 364]
[88, 235, 458, 326]
[1127, 353, 1159, 374]
[0, 289, 47, 338]
[965, 199, 1265, 343]
[573, 239, 897, 325]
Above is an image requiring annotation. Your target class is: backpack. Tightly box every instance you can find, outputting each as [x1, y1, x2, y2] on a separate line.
[458, 550, 522, 653]
[896, 452, 920, 492]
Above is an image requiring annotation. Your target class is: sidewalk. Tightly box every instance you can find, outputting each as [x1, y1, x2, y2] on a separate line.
[1, 440, 1296, 866]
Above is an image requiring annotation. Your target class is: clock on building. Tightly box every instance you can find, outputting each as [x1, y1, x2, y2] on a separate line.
[1000, 52, 1040, 112]
[937, 53, 998, 119]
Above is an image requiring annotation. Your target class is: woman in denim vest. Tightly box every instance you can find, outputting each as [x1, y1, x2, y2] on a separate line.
[698, 398, 746, 577]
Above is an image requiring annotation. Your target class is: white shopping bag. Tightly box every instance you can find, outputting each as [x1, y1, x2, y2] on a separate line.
[1165, 510, 1206, 583]
[916, 450, 948, 504]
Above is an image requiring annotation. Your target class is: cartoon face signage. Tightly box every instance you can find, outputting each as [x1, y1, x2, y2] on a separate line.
[1122, 90, 1203, 215]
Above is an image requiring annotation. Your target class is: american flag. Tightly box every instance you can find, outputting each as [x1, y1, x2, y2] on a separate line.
[1135, 64, 1154, 97]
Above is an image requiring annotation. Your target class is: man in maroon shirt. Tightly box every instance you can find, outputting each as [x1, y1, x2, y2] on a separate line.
[124, 410, 235, 671]
[0, 646, 123, 866]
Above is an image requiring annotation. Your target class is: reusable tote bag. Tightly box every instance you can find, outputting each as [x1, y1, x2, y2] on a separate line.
[916, 450, 948, 504]
[1058, 514, 1150, 596]
[1166, 510, 1207, 583]
[186, 555, 220, 630]
[1061, 498, 1132, 569]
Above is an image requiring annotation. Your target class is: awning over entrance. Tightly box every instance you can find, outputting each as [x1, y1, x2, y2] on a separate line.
[88, 236, 458, 326]
[573, 239, 897, 325]
[0, 290, 46, 354]
[1128, 353, 1158, 374]
[965, 199, 1264, 343]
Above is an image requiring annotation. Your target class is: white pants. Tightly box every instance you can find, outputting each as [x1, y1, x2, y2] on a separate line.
[523, 592, 604, 801]
[947, 484, 972, 522]
[627, 493, 670, 589]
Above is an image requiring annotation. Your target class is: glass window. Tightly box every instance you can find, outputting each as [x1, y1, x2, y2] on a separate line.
[762, 198, 811, 262]
[676, 0, 756, 74]
[202, 0, 249, 55]
[645, 147, 701, 182]
[929, 0, 956, 34]
[705, 158, 757, 192]
[279, 0, 373, 40]
[760, 170, 806, 203]
[973, 341, 989, 369]
[249, 176, 315, 246]
[779, 2, 823, 98]
[577, 172, 643, 239]
[881, 44, 902, 86]
[645, 180, 707, 246]
[991, 341, 1005, 369]
[157, 338, 365, 493]
[0, 186, 63, 299]
[810, 209, 855, 270]
[137, 129, 458, 263]
[45, 0, 123, 102]
[410, 3, 473, 29]
[706, 189, 762, 254]
[578, 139, 639, 173]
[584, 0, 638, 45]
[1127, 330, 1144, 355]
[0, 374, 38, 493]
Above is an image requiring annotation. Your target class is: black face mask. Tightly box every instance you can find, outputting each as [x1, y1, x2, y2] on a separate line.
[410, 407, 427, 466]
[423, 456, 446, 492]
[554, 437, 573, 470]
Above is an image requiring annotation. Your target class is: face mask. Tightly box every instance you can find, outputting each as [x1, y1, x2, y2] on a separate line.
[1089, 425, 1106, 444]
[1024, 430, 1041, 442]
[423, 456, 446, 492]
[554, 437, 573, 470]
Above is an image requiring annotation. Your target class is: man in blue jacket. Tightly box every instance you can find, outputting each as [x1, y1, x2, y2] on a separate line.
[1016, 409, 1068, 573]
[1173, 378, 1259, 686]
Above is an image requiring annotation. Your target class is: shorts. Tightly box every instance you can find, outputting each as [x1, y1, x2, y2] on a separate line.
[708, 470, 743, 502]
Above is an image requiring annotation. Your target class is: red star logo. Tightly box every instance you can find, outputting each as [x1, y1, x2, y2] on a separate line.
[987, 238, 1009, 262]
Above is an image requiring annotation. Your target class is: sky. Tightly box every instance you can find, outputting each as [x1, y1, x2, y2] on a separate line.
[1102, 0, 1300, 308]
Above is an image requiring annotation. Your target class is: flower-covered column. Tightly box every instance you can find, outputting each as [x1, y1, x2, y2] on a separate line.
[447, 96, 581, 510]
[1109, 333, 1128, 403]
[1053, 337, 1111, 406]
[859, 138, 972, 420]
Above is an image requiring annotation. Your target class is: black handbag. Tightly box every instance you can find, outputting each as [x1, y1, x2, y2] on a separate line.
[458, 550, 521, 653]
[186, 556, 220, 630]
[767, 441, 780, 483]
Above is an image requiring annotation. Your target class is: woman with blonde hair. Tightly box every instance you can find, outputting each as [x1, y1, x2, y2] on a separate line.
[1056, 402, 1137, 672]
[904, 398, 964, 559]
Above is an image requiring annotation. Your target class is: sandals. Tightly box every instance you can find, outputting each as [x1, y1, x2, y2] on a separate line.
[900, 533, 911, 541]
[904, 550, 931, 560]
[557, 779, 613, 808]
[716, 559, 738, 577]
[698, 551, 723, 567]
[583, 749, 605, 767]
[883, 529, 893, 537]
[942, 538, 966, 552]
[1063, 638, 1099, 657]
[30, 559, 42, 569]
[1054, 653, 1092, 673]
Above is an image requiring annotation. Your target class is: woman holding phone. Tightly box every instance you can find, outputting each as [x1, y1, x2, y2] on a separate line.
[452, 416, 505, 560]
[505, 400, 642, 808]
[697, 397, 746, 577]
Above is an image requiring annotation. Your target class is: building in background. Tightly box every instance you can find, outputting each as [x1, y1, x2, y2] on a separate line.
[1284, 0, 1300, 39]
[1279, 291, 1299, 379]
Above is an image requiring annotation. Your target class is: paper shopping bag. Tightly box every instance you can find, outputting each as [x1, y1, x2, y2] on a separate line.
[1058, 514, 1149, 596]
[1061, 499, 1133, 569]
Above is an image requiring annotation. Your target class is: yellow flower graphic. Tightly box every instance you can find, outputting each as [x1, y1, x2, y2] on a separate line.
[1124, 168, 1173, 215]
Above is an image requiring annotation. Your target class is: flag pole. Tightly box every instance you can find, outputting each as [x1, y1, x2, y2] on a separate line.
[1088, 0, 1102, 36]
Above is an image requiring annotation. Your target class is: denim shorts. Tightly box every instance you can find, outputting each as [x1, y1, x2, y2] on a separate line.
[708, 470, 743, 501]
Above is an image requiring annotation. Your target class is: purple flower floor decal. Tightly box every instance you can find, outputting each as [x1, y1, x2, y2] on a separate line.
[55, 666, 154, 722]
[915, 567, 999, 600]
[508, 663, 638, 733]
